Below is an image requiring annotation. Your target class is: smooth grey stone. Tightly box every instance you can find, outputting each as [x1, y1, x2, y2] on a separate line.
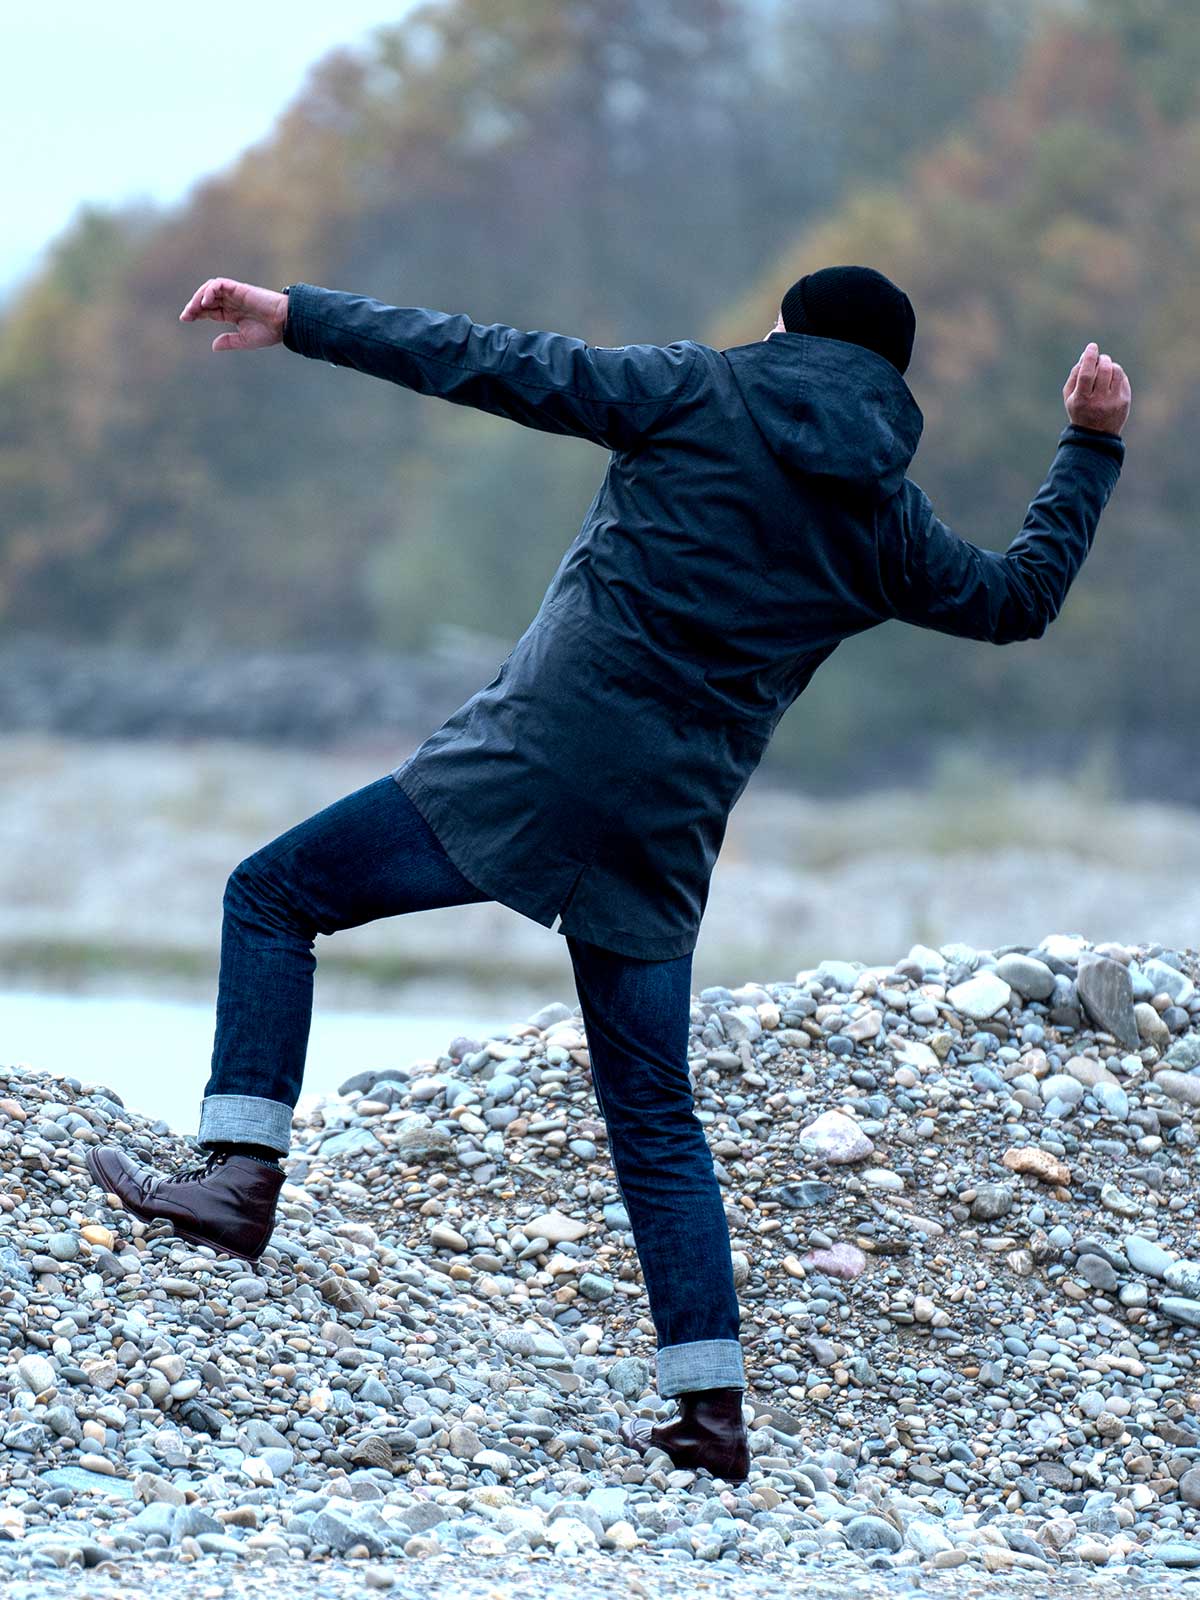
[128, 1503, 178, 1537]
[843, 1514, 903, 1553]
[39, 1467, 137, 1499]
[1075, 952, 1140, 1048]
[1159, 1297, 1200, 1328]
[1040, 1073, 1083, 1106]
[393, 1501, 461, 1534]
[194, 1533, 248, 1556]
[172, 1505, 223, 1540]
[1076, 1254, 1118, 1292]
[605, 1356, 652, 1399]
[1092, 1081, 1130, 1120]
[239, 1419, 290, 1451]
[814, 960, 863, 992]
[310, 1509, 386, 1555]
[1155, 1543, 1200, 1567]
[902, 1518, 954, 1557]
[357, 1377, 392, 1405]
[970, 1183, 1013, 1220]
[1154, 1071, 1200, 1107]
[722, 1006, 763, 1044]
[1143, 959, 1195, 1005]
[1126, 1236, 1175, 1278]
[996, 953, 1056, 1000]
[318, 1127, 380, 1158]
[338, 1070, 379, 1097]
[530, 1001, 574, 1029]
[44, 1405, 83, 1443]
[583, 1484, 629, 1529]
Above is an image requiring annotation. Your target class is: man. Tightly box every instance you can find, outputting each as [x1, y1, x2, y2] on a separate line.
[86, 265, 1130, 1484]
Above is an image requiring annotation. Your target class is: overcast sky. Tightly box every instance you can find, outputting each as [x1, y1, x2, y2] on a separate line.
[1, 2, 421, 300]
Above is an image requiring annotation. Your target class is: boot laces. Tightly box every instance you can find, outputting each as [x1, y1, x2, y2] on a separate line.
[175, 1149, 228, 1184]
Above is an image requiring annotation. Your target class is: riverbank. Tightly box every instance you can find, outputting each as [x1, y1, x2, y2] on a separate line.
[4, 733, 1200, 1002]
[4, 933, 1200, 1592]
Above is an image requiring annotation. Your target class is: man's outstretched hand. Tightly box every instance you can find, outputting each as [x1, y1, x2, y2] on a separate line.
[179, 278, 288, 352]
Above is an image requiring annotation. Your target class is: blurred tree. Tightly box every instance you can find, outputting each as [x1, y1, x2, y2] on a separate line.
[0, 0, 1193, 791]
[726, 7, 1197, 783]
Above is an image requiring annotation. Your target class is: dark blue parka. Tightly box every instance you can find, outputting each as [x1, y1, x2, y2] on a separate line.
[282, 284, 1125, 960]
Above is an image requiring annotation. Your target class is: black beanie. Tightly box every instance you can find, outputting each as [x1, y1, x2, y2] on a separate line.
[780, 265, 916, 377]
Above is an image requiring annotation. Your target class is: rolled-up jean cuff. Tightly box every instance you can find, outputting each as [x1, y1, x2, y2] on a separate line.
[656, 1339, 745, 1398]
[197, 1094, 293, 1155]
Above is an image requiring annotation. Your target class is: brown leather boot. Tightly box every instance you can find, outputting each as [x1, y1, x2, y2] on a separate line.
[84, 1145, 285, 1265]
[619, 1386, 750, 1483]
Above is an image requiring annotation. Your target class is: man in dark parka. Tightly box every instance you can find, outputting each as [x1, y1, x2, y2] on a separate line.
[87, 266, 1130, 1483]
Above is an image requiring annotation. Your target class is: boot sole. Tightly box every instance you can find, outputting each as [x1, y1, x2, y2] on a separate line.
[83, 1146, 266, 1267]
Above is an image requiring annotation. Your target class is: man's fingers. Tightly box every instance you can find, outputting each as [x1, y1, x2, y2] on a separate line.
[179, 277, 244, 321]
[182, 277, 226, 319]
[1077, 342, 1099, 395]
[180, 279, 222, 321]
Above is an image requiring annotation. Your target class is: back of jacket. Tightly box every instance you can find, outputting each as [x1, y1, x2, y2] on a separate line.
[281, 285, 1126, 960]
[523, 325, 1124, 735]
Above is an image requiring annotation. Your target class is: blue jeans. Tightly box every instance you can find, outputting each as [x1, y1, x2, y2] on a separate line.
[199, 775, 743, 1397]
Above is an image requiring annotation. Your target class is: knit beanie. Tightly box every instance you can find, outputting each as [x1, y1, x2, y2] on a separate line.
[780, 265, 916, 376]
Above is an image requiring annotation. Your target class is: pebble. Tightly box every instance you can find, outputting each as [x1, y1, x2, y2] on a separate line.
[1001, 1146, 1071, 1186]
[797, 1109, 873, 1164]
[1126, 1234, 1176, 1278]
[4, 933, 1200, 1586]
[524, 1209, 590, 1245]
[946, 970, 1011, 1020]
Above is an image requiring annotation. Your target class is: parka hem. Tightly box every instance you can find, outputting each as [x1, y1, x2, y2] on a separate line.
[390, 768, 699, 964]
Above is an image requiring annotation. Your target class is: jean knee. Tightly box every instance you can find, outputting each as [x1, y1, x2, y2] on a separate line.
[224, 850, 316, 938]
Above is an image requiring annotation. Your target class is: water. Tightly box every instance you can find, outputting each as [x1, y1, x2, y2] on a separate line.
[0, 989, 511, 1136]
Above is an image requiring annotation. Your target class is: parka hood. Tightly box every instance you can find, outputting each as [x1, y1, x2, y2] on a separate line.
[722, 331, 924, 500]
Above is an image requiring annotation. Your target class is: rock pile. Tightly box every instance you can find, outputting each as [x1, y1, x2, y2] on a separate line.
[5, 933, 1200, 1582]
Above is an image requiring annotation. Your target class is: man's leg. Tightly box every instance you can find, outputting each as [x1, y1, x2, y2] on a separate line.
[85, 775, 491, 1262]
[198, 775, 490, 1153]
[565, 934, 744, 1398]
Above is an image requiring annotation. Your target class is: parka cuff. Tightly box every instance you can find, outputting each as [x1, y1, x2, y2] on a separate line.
[280, 282, 328, 363]
[1057, 422, 1125, 468]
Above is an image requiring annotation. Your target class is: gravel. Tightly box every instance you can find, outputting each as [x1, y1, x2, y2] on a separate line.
[5, 932, 1200, 1593]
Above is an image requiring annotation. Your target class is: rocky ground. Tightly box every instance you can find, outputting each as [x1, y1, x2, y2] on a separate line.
[5, 933, 1200, 1594]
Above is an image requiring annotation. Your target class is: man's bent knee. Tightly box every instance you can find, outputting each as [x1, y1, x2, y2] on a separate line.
[223, 851, 323, 940]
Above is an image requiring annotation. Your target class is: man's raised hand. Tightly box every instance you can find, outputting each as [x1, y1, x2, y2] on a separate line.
[1064, 341, 1131, 437]
[179, 278, 288, 352]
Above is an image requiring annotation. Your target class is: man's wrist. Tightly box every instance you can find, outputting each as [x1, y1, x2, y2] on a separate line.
[1067, 421, 1122, 439]
[1058, 421, 1125, 466]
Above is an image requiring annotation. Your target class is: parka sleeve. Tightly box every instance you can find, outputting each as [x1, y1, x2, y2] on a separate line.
[281, 282, 701, 453]
[876, 426, 1125, 644]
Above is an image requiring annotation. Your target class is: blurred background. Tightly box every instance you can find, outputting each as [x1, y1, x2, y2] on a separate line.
[2, 0, 1197, 1129]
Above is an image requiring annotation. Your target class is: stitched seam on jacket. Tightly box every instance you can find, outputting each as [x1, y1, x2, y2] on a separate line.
[300, 306, 700, 408]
